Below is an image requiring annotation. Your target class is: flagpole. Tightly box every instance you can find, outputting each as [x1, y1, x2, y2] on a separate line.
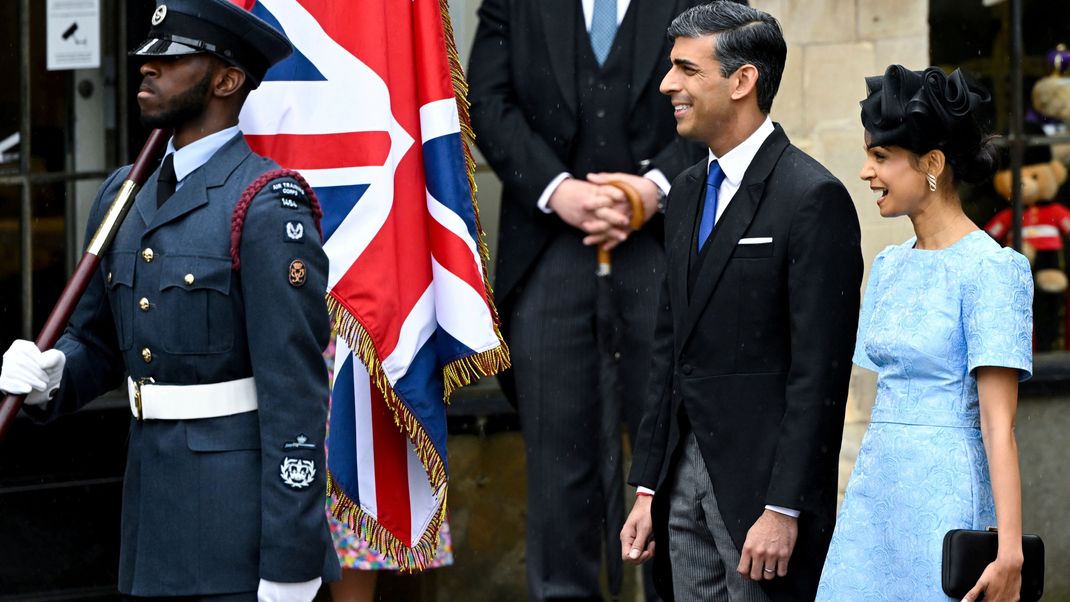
[0, 128, 171, 441]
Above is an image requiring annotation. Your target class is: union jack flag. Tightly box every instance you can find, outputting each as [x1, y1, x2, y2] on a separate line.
[234, 0, 509, 569]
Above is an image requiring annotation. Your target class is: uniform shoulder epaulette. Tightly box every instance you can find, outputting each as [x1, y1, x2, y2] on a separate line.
[230, 168, 323, 270]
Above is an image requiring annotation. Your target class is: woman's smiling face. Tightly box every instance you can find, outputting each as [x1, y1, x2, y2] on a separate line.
[859, 135, 930, 219]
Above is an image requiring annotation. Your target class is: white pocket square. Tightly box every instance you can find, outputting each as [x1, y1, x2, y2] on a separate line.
[738, 237, 773, 245]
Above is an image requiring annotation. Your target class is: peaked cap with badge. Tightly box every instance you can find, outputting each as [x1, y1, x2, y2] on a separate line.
[132, 0, 293, 88]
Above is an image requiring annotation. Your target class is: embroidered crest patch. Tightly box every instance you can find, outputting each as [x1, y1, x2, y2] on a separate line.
[288, 259, 307, 287]
[286, 221, 304, 242]
[280, 457, 316, 489]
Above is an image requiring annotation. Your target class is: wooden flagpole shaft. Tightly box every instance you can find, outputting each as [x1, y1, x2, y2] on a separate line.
[0, 128, 171, 440]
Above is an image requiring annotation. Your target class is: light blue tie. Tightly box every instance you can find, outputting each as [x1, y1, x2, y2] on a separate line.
[697, 161, 726, 251]
[590, 0, 617, 65]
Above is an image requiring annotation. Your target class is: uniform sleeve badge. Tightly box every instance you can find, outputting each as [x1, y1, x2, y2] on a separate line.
[280, 457, 316, 489]
[283, 434, 316, 450]
[285, 221, 305, 242]
[288, 259, 307, 287]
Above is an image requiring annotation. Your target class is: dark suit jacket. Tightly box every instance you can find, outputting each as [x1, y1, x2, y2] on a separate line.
[628, 125, 863, 601]
[467, 0, 707, 315]
[32, 134, 340, 596]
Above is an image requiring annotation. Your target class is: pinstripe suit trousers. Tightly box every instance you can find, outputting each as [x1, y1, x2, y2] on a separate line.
[667, 432, 771, 602]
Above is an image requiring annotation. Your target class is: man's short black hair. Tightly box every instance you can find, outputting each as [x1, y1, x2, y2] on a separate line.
[667, 2, 787, 114]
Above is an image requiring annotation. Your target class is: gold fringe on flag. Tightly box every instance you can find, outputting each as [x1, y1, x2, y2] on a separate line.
[439, 0, 511, 363]
[326, 296, 448, 490]
[324, 0, 512, 574]
[326, 296, 448, 572]
[327, 473, 448, 573]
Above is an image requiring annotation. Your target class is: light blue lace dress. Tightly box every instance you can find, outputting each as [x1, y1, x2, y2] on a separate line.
[816, 231, 1033, 601]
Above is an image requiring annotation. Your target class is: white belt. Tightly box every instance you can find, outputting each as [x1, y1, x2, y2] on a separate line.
[127, 376, 258, 420]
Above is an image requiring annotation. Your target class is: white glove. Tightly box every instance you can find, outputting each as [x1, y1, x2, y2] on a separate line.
[0, 340, 65, 406]
[257, 577, 322, 602]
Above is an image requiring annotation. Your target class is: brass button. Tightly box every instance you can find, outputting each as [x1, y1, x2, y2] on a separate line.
[184, 274, 194, 286]
[106, 272, 113, 284]
[141, 348, 153, 363]
[138, 297, 150, 312]
[142, 248, 154, 262]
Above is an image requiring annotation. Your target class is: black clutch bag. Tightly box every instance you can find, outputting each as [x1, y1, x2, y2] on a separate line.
[941, 528, 1045, 601]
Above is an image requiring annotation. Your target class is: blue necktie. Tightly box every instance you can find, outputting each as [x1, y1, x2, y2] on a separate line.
[590, 0, 617, 65]
[697, 161, 726, 251]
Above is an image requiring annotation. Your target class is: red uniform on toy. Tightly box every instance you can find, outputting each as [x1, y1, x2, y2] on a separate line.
[984, 136, 1070, 351]
[985, 202, 1070, 252]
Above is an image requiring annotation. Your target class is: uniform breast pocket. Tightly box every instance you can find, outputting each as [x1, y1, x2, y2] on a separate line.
[102, 252, 136, 350]
[158, 255, 234, 354]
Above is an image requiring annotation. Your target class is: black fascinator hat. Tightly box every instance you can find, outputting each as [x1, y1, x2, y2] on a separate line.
[861, 65, 996, 183]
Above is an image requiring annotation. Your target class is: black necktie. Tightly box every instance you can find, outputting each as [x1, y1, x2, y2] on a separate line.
[156, 153, 176, 208]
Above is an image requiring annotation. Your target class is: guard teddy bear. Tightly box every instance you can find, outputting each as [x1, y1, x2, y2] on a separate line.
[985, 138, 1070, 350]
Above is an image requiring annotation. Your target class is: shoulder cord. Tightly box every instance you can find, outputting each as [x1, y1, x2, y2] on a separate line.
[230, 168, 324, 271]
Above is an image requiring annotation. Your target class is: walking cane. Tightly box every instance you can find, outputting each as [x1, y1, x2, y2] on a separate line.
[0, 128, 171, 440]
[594, 180, 644, 596]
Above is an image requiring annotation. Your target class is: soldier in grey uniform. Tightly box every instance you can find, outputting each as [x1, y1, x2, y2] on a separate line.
[0, 1, 340, 599]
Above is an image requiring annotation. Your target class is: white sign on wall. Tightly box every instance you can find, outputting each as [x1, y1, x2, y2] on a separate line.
[47, 0, 100, 71]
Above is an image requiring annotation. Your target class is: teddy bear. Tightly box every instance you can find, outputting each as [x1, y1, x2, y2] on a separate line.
[1032, 43, 1070, 166]
[985, 137, 1070, 351]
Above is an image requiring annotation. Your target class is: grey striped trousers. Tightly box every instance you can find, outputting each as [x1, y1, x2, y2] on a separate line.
[667, 432, 772, 602]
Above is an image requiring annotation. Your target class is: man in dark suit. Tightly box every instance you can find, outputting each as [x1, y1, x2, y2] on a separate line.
[619, 3, 862, 601]
[467, 0, 735, 599]
[0, 1, 338, 599]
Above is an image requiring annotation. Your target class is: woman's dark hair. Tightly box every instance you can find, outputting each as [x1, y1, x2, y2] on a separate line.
[860, 65, 997, 184]
[667, 1, 786, 114]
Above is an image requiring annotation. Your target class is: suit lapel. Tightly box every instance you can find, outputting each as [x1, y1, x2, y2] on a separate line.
[669, 162, 705, 324]
[135, 165, 161, 227]
[628, 0, 674, 111]
[541, 0, 578, 116]
[680, 126, 790, 343]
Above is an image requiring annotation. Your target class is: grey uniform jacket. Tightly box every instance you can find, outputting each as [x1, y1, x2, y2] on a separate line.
[30, 133, 341, 596]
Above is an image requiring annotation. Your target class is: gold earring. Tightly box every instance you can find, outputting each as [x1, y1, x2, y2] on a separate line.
[927, 173, 937, 192]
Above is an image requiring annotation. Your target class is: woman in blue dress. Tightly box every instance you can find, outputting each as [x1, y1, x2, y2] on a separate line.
[816, 65, 1032, 602]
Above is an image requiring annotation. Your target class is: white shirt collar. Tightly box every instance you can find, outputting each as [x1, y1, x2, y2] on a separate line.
[707, 117, 775, 185]
[165, 125, 242, 184]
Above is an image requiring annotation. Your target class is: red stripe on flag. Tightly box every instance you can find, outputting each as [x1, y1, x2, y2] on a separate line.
[430, 219, 491, 308]
[334, 149, 432, 359]
[413, 0, 455, 107]
[244, 132, 391, 170]
[369, 379, 412, 547]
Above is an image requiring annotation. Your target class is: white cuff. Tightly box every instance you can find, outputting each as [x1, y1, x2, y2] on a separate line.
[643, 169, 671, 196]
[537, 172, 572, 214]
[765, 504, 800, 518]
[257, 577, 322, 602]
[636, 486, 656, 496]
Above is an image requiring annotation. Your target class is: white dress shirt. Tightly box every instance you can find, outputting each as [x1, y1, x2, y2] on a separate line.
[165, 124, 242, 191]
[705, 116, 774, 225]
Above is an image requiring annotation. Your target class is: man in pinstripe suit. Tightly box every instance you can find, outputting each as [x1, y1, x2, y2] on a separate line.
[621, 3, 862, 601]
[467, 0, 734, 599]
